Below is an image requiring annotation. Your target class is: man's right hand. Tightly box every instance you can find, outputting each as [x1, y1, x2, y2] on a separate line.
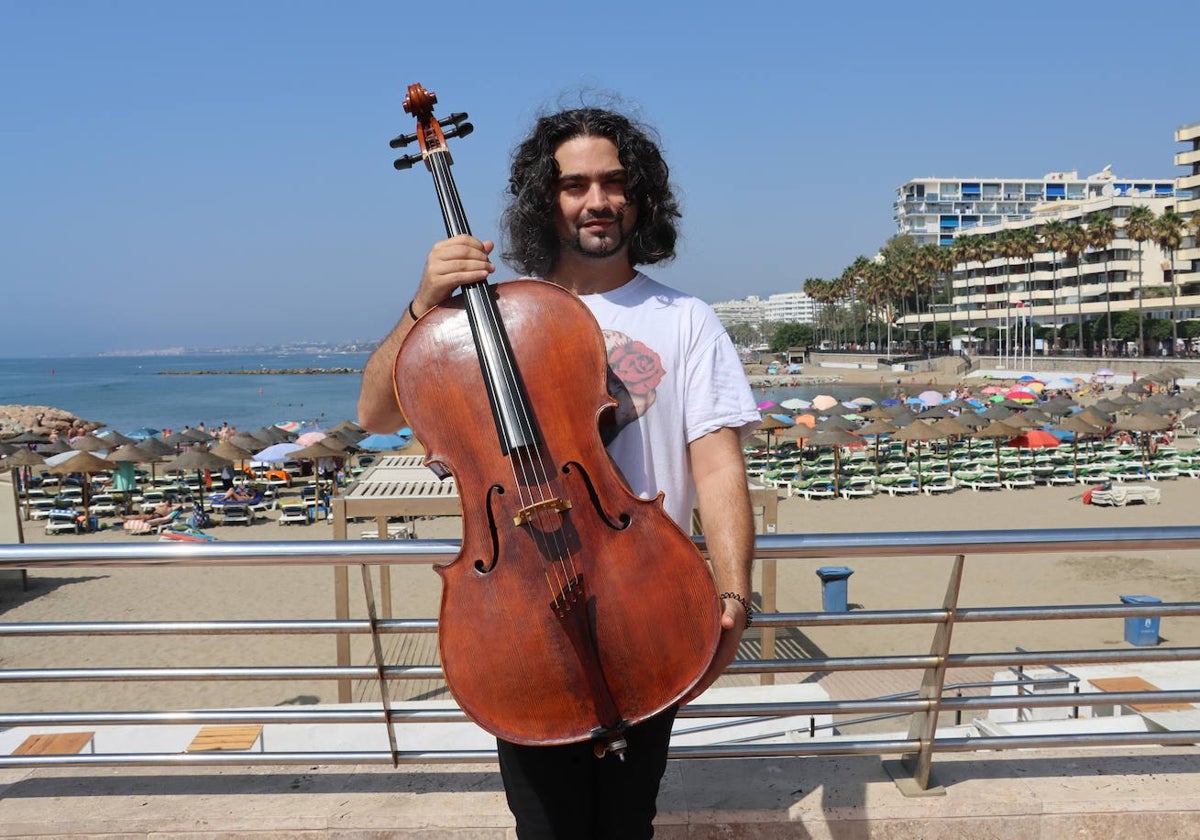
[412, 235, 496, 318]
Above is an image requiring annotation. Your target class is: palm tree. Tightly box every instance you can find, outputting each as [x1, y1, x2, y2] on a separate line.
[1155, 209, 1186, 355]
[1124, 204, 1157, 357]
[951, 235, 978, 347]
[1063, 224, 1088, 354]
[804, 277, 833, 348]
[992, 229, 1019, 359]
[1086, 212, 1117, 352]
[1040, 220, 1072, 353]
[861, 261, 891, 351]
[1009, 228, 1039, 360]
[840, 256, 875, 350]
[954, 234, 995, 353]
[913, 245, 945, 353]
[929, 245, 956, 354]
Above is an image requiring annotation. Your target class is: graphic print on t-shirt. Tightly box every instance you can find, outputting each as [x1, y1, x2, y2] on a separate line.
[600, 329, 665, 445]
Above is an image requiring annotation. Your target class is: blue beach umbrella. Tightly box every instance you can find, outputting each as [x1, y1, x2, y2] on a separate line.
[253, 442, 304, 463]
[126, 427, 161, 440]
[357, 432, 413, 451]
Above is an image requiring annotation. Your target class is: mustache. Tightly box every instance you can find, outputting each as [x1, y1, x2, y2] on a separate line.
[580, 204, 627, 224]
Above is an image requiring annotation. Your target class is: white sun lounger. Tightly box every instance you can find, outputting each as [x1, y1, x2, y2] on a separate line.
[1089, 484, 1162, 506]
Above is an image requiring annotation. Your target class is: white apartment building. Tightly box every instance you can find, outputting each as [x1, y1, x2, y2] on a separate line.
[935, 194, 1178, 333]
[765, 291, 823, 324]
[711, 295, 767, 326]
[895, 123, 1199, 342]
[711, 292, 824, 328]
[1177, 121, 1200, 217]
[895, 170, 1176, 247]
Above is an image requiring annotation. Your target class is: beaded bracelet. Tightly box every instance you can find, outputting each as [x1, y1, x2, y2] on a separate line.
[407, 299, 420, 321]
[720, 592, 753, 629]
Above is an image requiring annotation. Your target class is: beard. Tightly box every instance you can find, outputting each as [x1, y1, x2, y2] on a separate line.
[561, 207, 632, 260]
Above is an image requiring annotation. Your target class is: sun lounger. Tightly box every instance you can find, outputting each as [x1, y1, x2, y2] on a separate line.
[28, 499, 56, 520]
[360, 522, 414, 540]
[277, 502, 310, 525]
[789, 477, 836, 500]
[953, 471, 1002, 491]
[218, 503, 253, 526]
[89, 494, 119, 516]
[1088, 484, 1162, 506]
[44, 509, 81, 535]
[922, 476, 957, 495]
[1001, 470, 1035, 490]
[1048, 467, 1077, 486]
[874, 474, 920, 496]
[208, 491, 265, 508]
[122, 508, 183, 534]
[1146, 462, 1180, 481]
[838, 477, 875, 499]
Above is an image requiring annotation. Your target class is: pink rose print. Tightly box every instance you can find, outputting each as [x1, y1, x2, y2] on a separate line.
[609, 340, 665, 397]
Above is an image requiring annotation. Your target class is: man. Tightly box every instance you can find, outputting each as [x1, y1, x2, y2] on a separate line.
[358, 104, 758, 839]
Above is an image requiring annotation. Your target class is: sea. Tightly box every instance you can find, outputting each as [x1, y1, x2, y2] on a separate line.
[0, 352, 894, 436]
[0, 352, 371, 435]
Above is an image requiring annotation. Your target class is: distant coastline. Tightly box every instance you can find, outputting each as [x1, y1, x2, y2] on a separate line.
[156, 367, 362, 376]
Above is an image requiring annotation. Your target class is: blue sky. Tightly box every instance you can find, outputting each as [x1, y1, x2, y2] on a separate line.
[2, 1, 1193, 356]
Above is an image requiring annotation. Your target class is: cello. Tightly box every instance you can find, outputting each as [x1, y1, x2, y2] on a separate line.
[389, 84, 720, 755]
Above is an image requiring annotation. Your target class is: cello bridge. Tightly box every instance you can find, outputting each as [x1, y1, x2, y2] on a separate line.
[513, 497, 572, 526]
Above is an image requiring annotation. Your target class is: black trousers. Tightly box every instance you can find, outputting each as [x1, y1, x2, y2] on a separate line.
[496, 705, 678, 840]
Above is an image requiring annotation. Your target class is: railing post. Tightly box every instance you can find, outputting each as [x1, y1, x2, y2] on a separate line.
[361, 565, 399, 766]
[890, 552, 965, 795]
[753, 487, 779, 686]
[335, 566, 352, 703]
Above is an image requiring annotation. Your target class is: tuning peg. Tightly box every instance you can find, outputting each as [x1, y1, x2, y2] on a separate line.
[443, 111, 469, 126]
[393, 153, 422, 171]
[389, 131, 419, 150]
[445, 122, 473, 140]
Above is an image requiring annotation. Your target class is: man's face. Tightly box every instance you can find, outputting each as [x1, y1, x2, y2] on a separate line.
[552, 136, 637, 260]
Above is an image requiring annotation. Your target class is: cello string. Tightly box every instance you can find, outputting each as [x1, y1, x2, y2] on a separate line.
[428, 148, 574, 593]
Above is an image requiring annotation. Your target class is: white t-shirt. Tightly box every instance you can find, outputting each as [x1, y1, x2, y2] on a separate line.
[579, 273, 760, 528]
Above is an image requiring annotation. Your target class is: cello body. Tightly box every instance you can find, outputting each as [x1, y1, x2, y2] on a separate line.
[394, 280, 720, 746]
[389, 82, 720, 749]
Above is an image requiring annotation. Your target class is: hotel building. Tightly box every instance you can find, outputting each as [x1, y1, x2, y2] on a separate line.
[894, 171, 1176, 248]
[711, 291, 824, 329]
[895, 122, 1199, 342]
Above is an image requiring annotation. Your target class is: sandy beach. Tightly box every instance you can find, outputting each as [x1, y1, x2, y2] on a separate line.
[5, 455, 1199, 715]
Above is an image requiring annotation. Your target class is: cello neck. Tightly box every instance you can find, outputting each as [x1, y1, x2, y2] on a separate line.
[397, 83, 539, 455]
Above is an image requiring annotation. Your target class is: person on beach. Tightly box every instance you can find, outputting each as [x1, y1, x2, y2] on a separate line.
[358, 101, 759, 840]
[121, 502, 177, 522]
[217, 485, 254, 502]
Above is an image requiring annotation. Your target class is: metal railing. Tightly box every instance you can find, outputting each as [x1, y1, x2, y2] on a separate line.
[2, 526, 1199, 793]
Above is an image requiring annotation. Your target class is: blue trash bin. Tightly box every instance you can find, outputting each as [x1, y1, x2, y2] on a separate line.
[816, 566, 854, 612]
[1119, 595, 1161, 646]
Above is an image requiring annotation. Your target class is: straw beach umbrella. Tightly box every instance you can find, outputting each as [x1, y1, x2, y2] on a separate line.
[2, 448, 46, 523]
[856, 418, 898, 473]
[165, 448, 232, 514]
[932, 416, 973, 461]
[892, 419, 942, 490]
[106, 442, 154, 511]
[756, 414, 794, 466]
[1053, 414, 1107, 473]
[1113, 412, 1173, 470]
[69, 433, 113, 453]
[96, 430, 137, 448]
[806, 426, 860, 496]
[972, 419, 1022, 472]
[45, 450, 117, 532]
[211, 440, 255, 485]
[291, 440, 349, 501]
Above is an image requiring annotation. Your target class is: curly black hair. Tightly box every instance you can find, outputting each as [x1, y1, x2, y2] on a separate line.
[500, 108, 681, 278]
